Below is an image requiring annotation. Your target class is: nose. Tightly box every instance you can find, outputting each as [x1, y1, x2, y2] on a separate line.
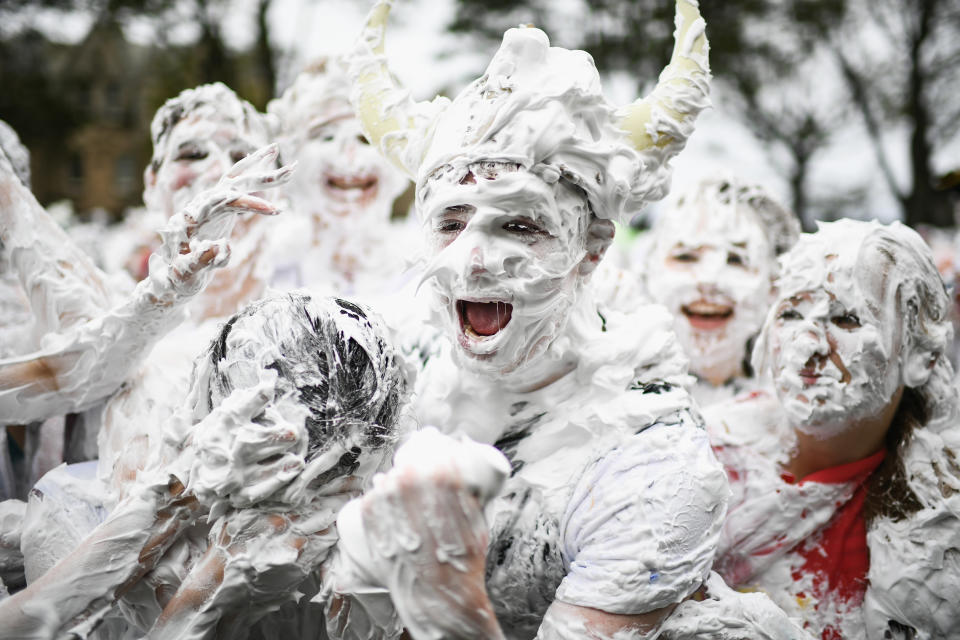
[798, 320, 831, 362]
[342, 140, 356, 162]
[694, 256, 720, 288]
[469, 246, 486, 276]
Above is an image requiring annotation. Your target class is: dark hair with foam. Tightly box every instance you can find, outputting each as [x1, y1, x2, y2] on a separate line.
[200, 293, 408, 472]
[148, 82, 267, 173]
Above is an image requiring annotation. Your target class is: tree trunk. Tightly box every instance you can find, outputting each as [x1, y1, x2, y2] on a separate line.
[254, 0, 276, 107]
[790, 147, 814, 231]
[903, 0, 953, 227]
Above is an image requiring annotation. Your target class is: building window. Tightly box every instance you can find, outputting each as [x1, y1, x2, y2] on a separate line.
[69, 152, 84, 185]
[114, 154, 136, 196]
[105, 82, 124, 122]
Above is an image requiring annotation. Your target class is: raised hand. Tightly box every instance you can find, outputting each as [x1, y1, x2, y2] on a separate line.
[182, 375, 308, 517]
[336, 428, 509, 639]
[147, 143, 295, 304]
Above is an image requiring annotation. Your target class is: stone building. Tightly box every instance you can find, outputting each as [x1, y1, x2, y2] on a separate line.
[0, 17, 271, 220]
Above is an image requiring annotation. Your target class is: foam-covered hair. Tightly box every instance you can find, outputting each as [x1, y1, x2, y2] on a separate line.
[0, 119, 31, 189]
[657, 177, 801, 258]
[195, 293, 409, 466]
[763, 220, 951, 375]
[267, 58, 353, 139]
[347, 0, 711, 224]
[148, 82, 268, 172]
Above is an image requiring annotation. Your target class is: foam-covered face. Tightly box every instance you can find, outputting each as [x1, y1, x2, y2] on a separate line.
[420, 168, 590, 377]
[145, 113, 261, 217]
[646, 207, 774, 383]
[765, 261, 902, 437]
[283, 101, 406, 222]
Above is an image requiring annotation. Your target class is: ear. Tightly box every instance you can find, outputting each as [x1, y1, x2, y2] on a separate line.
[901, 342, 938, 388]
[142, 163, 159, 209]
[578, 217, 615, 277]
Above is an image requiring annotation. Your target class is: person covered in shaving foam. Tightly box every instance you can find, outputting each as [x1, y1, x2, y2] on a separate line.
[1, 85, 293, 607]
[0, 293, 410, 639]
[318, 2, 805, 639]
[0, 83, 289, 428]
[644, 177, 800, 405]
[266, 57, 413, 294]
[704, 219, 960, 639]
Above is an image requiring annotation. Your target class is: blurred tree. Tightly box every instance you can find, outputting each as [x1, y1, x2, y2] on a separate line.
[0, 0, 279, 107]
[826, 0, 960, 227]
[448, 0, 960, 228]
[0, 0, 279, 215]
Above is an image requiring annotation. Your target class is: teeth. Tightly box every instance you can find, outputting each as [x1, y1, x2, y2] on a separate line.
[327, 175, 377, 190]
[684, 301, 733, 317]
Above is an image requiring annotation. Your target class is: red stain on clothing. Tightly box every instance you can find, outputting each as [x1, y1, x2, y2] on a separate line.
[784, 449, 886, 640]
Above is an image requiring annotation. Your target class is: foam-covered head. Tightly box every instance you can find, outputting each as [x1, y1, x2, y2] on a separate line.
[268, 59, 407, 222]
[756, 219, 951, 435]
[193, 293, 409, 485]
[348, 0, 710, 226]
[349, 0, 709, 381]
[420, 164, 614, 377]
[413, 27, 670, 227]
[646, 177, 799, 384]
[144, 83, 270, 217]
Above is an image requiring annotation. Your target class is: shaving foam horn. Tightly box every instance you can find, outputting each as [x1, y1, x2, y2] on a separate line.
[351, 0, 709, 176]
[349, 0, 430, 177]
[619, 0, 710, 152]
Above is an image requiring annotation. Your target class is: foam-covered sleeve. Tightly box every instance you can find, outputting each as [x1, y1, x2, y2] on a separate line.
[555, 422, 729, 614]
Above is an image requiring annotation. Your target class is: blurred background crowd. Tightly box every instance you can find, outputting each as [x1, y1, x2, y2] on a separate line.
[1, 0, 957, 231]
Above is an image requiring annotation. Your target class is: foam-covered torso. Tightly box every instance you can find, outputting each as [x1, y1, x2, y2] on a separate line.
[413, 300, 728, 636]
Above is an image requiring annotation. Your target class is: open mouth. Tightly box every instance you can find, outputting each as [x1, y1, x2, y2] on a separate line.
[798, 368, 822, 386]
[682, 300, 733, 331]
[457, 300, 513, 339]
[326, 174, 378, 191]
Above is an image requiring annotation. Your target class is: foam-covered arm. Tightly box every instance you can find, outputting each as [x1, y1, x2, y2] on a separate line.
[537, 601, 676, 639]
[333, 428, 509, 639]
[655, 572, 815, 639]
[0, 145, 292, 425]
[0, 478, 198, 639]
[146, 506, 341, 639]
[0, 150, 113, 338]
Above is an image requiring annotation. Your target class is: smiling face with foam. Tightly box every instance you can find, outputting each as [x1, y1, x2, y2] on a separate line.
[647, 180, 791, 385]
[419, 163, 604, 377]
[755, 220, 950, 438]
[270, 62, 407, 225]
[347, 0, 712, 381]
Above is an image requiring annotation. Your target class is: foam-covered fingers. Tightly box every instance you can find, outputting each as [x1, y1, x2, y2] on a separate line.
[233, 423, 299, 463]
[169, 239, 230, 288]
[221, 143, 294, 192]
[224, 379, 276, 419]
[362, 473, 423, 558]
[235, 453, 305, 505]
[230, 161, 295, 193]
[224, 143, 279, 180]
[423, 485, 485, 571]
[223, 193, 279, 216]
